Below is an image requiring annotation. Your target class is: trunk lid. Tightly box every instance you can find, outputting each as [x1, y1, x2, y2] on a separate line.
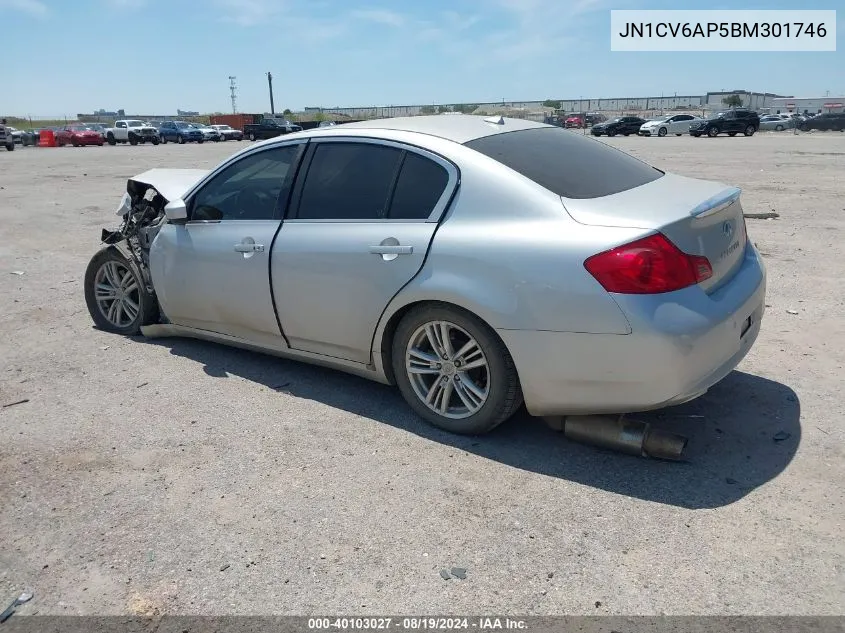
[562, 173, 747, 292]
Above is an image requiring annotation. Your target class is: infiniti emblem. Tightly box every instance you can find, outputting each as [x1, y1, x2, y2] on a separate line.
[722, 220, 734, 239]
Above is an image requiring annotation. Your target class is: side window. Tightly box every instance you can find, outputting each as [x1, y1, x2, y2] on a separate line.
[296, 143, 403, 220]
[388, 152, 450, 220]
[190, 145, 301, 222]
[117, 122, 126, 128]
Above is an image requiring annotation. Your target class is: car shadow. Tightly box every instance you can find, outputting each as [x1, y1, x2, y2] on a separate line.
[146, 337, 800, 510]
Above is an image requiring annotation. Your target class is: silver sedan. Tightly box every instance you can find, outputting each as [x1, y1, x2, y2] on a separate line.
[84, 115, 766, 435]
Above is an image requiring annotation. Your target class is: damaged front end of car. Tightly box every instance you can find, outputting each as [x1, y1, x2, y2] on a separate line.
[84, 168, 207, 335]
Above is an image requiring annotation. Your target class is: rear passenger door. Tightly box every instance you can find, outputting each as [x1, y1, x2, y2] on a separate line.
[271, 139, 458, 363]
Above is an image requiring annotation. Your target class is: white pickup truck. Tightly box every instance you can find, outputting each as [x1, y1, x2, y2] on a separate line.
[105, 120, 160, 146]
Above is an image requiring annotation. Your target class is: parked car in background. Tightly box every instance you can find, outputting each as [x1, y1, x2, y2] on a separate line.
[758, 115, 794, 132]
[689, 109, 760, 137]
[190, 123, 221, 142]
[158, 121, 204, 144]
[106, 120, 160, 145]
[83, 115, 766, 436]
[318, 121, 337, 128]
[210, 124, 243, 141]
[0, 120, 14, 151]
[565, 114, 585, 128]
[639, 114, 704, 137]
[86, 123, 109, 138]
[243, 118, 303, 141]
[21, 129, 40, 146]
[798, 112, 845, 132]
[56, 124, 105, 147]
[591, 116, 648, 137]
[5, 126, 23, 143]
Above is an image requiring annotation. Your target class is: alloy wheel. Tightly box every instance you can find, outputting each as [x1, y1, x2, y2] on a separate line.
[405, 320, 490, 419]
[93, 260, 141, 328]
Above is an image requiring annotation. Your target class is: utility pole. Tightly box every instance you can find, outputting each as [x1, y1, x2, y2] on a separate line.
[266, 71, 275, 115]
[228, 76, 238, 114]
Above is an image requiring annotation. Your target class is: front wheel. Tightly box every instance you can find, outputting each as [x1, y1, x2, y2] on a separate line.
[177, 134, 184, 144]
[152, 136, 160, 145]
[107, 134, 116, 146]
[658, 127, 668, 137]
[197, 139, 204, 144]
[775, 125, 784, 131]
[129, 134, 138, 146]
[391, 304, 523, 435]
[744, 125, 756, 136]
[707, 127, 719, 137]
[5, 142, 14, 151]
[84, 247, 158, 335]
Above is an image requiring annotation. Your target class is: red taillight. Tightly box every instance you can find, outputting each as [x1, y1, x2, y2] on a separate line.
[584, 233, 712, 294]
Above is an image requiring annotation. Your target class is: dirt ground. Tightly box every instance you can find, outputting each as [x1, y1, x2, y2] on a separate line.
[1, 131, 843, 616]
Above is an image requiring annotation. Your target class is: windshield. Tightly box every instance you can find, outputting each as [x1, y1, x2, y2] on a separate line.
[126, 120, 144, 127]
[69, 126, 90, 131]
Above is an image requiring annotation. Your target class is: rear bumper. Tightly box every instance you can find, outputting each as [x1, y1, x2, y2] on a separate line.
[499, 241, 767, 417]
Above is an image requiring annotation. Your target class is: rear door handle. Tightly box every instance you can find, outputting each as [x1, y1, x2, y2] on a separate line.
[234, 243, 264, 253]
[369, 244, 413, 255]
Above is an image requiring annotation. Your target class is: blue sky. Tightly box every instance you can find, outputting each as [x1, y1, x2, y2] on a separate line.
[3, 0, 842, 117]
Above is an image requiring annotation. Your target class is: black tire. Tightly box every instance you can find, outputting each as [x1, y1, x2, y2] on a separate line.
[775, 125, 784, 131]
[5, 142, 14, 151]
[84, 247, 158, 336]
[250, 132, 257, 141]
[198, 139, 204, 144]
[391, 303, 523, 435]
[707, 127, 719, 137]
[152, 136, 160, 145]
[107, 133, 116, 146]
[744, 125, 756, 137]
[658, 127, 667, 137]
[177, 134, 184, 144]
[691, 133, 701, 137]
[129, 134, 138, 146]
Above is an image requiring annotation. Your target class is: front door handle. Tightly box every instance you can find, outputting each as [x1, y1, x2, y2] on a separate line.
[369, 244, 413, 255]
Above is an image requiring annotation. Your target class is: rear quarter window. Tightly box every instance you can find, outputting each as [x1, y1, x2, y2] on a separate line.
[464, 127, 663, 199]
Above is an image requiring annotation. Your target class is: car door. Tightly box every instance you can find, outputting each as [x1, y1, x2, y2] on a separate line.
[149, 141, 307, 347]
[672, 115, 690, 134]
[272, 139, 458, 364]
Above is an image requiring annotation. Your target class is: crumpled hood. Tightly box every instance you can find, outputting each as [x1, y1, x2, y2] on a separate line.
[124, 168, 209, 207]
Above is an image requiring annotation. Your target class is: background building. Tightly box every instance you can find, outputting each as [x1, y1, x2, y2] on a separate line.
[769, 96, 845, 114]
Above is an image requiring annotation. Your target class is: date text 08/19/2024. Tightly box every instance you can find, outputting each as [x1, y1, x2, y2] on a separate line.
[307, 618, 529, 630]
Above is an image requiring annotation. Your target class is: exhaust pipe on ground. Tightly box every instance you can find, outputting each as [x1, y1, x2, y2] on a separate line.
[544, 415, 688, 461]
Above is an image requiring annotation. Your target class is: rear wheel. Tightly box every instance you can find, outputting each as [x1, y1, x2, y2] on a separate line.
[152, 136, 160, 145]
[775, 124, 784, 131]
[129, 134, 138, 146]
[391, 304, 522, 435]
[250, 132, 257, 141]
[107, 133, 116, 146]
[84, 247, 158, 336]
[707, 127, 719, 137]
[5, 142, 14, 151]
[743, 125, 756, 136]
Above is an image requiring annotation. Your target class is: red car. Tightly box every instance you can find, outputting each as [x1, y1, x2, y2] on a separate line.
[56, 125, 104, 147]
[565, 114, 585, 128]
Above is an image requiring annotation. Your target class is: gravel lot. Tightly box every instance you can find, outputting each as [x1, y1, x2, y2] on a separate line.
[1, 132, 843, 616]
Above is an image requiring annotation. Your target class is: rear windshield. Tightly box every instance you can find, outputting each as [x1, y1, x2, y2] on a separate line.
[464, 127, 663, 199]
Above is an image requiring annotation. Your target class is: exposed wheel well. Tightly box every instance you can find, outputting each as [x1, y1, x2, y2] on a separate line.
[377, 300, 508, 386]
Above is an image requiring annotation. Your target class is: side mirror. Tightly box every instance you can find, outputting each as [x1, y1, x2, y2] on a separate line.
[164, 199, 188, 223]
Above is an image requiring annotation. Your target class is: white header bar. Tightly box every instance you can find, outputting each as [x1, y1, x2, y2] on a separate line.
[610, 10, 836, 51]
